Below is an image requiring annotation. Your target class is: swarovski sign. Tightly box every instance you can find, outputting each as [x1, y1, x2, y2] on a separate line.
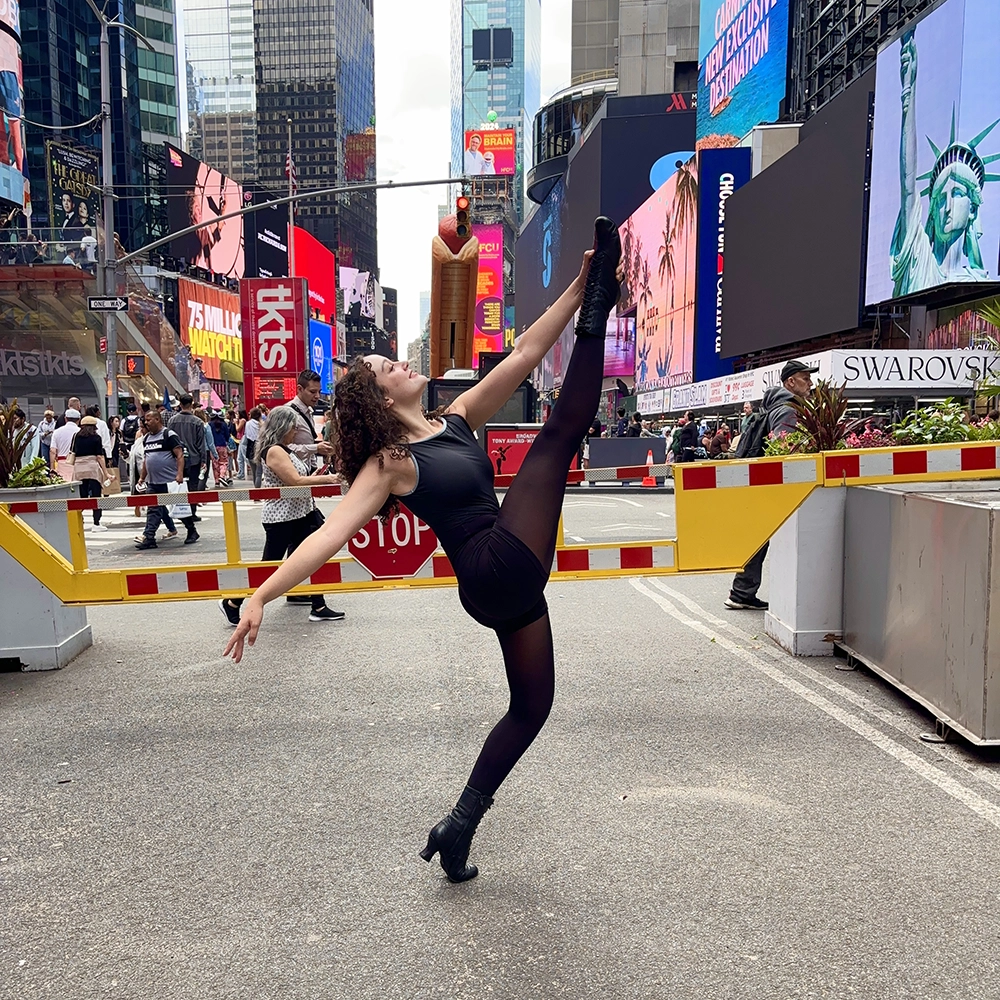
[663, 350, 1000, 411]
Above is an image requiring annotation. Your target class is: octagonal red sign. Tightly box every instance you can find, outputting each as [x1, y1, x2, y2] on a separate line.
[348, 504, 438, 579]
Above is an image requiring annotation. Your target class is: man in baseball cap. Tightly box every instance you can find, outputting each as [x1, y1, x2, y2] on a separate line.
[725, 358, 818, 612]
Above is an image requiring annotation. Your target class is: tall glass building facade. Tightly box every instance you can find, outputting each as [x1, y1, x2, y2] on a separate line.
[183, 0, 257, 181]
[450, 0, 541, 226]
[135, 0, 183, 146]
[21, 0, 150, 247]
[254, 0, 377, 274]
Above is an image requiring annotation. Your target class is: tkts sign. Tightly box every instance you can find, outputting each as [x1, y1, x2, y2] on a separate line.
[240, 277, 308, 410]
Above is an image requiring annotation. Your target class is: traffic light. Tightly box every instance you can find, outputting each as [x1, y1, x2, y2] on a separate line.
[121, 352, 148, 376]
[456, 195, 471, 239]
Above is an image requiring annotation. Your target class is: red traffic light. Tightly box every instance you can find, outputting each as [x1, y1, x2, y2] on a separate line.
[456, 195, 471, 238]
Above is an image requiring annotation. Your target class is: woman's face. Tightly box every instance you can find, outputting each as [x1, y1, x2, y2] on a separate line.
[77, 202, 89, 223]
[366, 355, 427, 406]
[282, 427, 297, 446]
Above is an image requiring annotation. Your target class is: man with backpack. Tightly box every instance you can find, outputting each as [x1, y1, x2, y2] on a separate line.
[726, 359, 818, 610]
[120, 404, 141, 481]
[167, 393, 208, 542]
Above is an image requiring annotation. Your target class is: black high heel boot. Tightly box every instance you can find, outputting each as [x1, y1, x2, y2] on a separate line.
[419, 785, 494, 883]
[574, 216, 621, 338]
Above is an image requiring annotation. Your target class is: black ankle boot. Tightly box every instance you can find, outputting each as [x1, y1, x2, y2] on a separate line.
[419, 784, 494, 882]
[575, 216, 621, 338]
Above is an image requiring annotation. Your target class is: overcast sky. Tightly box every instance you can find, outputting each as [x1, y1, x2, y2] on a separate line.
[374, 0, 572, 351]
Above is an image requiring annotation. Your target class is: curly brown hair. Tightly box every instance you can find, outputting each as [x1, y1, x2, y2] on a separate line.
[332, 357, 412, 520]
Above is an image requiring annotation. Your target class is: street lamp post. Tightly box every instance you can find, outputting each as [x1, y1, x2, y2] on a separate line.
[85, 0, 154, 419]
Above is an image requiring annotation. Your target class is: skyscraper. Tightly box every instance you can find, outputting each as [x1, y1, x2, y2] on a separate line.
[450, 0, 541, 226]
[135, 1, 184, 146]
[569, 0, 699, 97]
[253, 0, 377, 274]
[21, 0, 149, 247]
[183, 0, 257, 182]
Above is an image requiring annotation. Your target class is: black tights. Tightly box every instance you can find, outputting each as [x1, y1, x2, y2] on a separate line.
[467, 334, 605, 796]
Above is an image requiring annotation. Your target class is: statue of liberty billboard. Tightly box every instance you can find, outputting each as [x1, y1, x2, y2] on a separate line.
[866, 0, 1000, 304]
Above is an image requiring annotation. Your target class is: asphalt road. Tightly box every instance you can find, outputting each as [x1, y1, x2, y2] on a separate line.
[4, 489, 1000, 998]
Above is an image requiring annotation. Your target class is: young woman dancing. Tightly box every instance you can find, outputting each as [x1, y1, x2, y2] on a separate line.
[224, 217, 622, 882]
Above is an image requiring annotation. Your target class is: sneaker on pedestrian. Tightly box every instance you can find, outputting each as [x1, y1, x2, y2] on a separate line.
[219, 599, 241, 627]
[192, 515, 202, 523]
[135, 538, 158, 550]
[308, 606, 346, 622]
[165, 530, 178, 539]
[184, 530, 200, 545]
[91, 523, 108, 532]
[724, 593, 768, 610]
[286, 595, 313, 605]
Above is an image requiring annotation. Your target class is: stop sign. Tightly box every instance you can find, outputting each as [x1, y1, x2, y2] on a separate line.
[349, 504, 439, 579]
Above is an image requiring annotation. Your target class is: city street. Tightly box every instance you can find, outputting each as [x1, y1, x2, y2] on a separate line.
[4, 491, 1000, 999]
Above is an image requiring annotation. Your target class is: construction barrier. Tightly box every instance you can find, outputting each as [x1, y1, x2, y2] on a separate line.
[4, 440, 1000, 605]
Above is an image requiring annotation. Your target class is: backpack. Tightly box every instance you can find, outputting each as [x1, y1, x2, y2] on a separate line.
[735, 410, 770, 459]
[121, 414, 140, 447]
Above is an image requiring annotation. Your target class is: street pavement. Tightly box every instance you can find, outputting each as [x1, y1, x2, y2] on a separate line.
[3, 489, 1000, 998]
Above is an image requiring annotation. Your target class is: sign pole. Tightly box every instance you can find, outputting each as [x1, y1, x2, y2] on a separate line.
[287, 118, 295, 278]
[98, 16, 119, 416]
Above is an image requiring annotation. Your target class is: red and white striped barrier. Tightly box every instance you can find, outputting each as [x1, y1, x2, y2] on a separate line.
[117, 542, 675, 598]
[5, 484, 345, 515]
[678, 457, 819, 491]
[824, 443, 1000, 481]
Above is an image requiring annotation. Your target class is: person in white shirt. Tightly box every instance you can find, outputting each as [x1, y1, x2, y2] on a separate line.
[464, 133, 486, 175]
[50, 409, 81, 481]
[37, 409, 56, 465]
[244, 406, 263, 487]
[85, 404, 113, 460]
[286, 369, 335, 471]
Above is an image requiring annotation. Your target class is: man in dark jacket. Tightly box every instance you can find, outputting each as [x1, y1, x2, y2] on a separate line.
[725, 359, 818, 610]
[678, 410, 700, 462]
[167, 393, 208, 541]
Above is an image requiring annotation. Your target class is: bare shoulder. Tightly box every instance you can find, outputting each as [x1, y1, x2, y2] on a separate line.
[363, 445, 416, 494]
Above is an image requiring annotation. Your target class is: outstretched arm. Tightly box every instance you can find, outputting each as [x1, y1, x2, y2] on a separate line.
[223, 453, 401, 663]
[897, 31, 918, 242]
[446, 251, 593, 431]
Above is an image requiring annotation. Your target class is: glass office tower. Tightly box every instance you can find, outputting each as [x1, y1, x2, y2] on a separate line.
[254, 0, 377, 274]
[21, 0, 149, 247]
[183, 0, 257, 181]
[450, 0, 541, 226]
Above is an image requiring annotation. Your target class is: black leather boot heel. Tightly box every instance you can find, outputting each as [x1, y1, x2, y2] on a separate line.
[419, 785, 494, 883]
[574, 216, 621, 338]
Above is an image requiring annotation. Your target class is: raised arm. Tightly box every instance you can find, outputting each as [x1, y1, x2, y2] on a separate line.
[897, 30, 918, 247]
[223, 452, 400, 663]
[446, 251, 592, 431]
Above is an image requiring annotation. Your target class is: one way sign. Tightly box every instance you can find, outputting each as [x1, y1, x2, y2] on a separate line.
[88, 296, 129, 312]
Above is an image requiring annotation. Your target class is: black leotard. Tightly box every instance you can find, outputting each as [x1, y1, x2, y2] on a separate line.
[399, 414, 549, 633]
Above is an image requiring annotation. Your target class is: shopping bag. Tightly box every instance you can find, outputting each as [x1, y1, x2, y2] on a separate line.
[167, 480, 193, 519]
[102, 469, 121, 496]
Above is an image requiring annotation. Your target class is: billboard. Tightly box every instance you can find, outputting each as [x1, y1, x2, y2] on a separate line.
[619, 156, 699, 393]
[345, 132, 376, 182]
[165, 143, 246, 279]
[696, 0, 791, 147]
[0, 1, 25, 209]
[694, 146, 751, 380]
[46, 142, 99, 249]
[341, 266, 379, 321]
[293, 225, 337, 322]
[484, 427, 578, 477]
[865, 0, 1000, 305]
[473, 223, 504, 365]
[309, 319, 334, 395]
[177, 277, 243, 383]
[464, 129, 516, 176]
[245, 190, 289, 279]
[240, 277, 309, 410]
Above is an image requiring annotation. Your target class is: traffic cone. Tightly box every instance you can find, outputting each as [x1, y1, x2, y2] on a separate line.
[641, 450, 656, 488]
